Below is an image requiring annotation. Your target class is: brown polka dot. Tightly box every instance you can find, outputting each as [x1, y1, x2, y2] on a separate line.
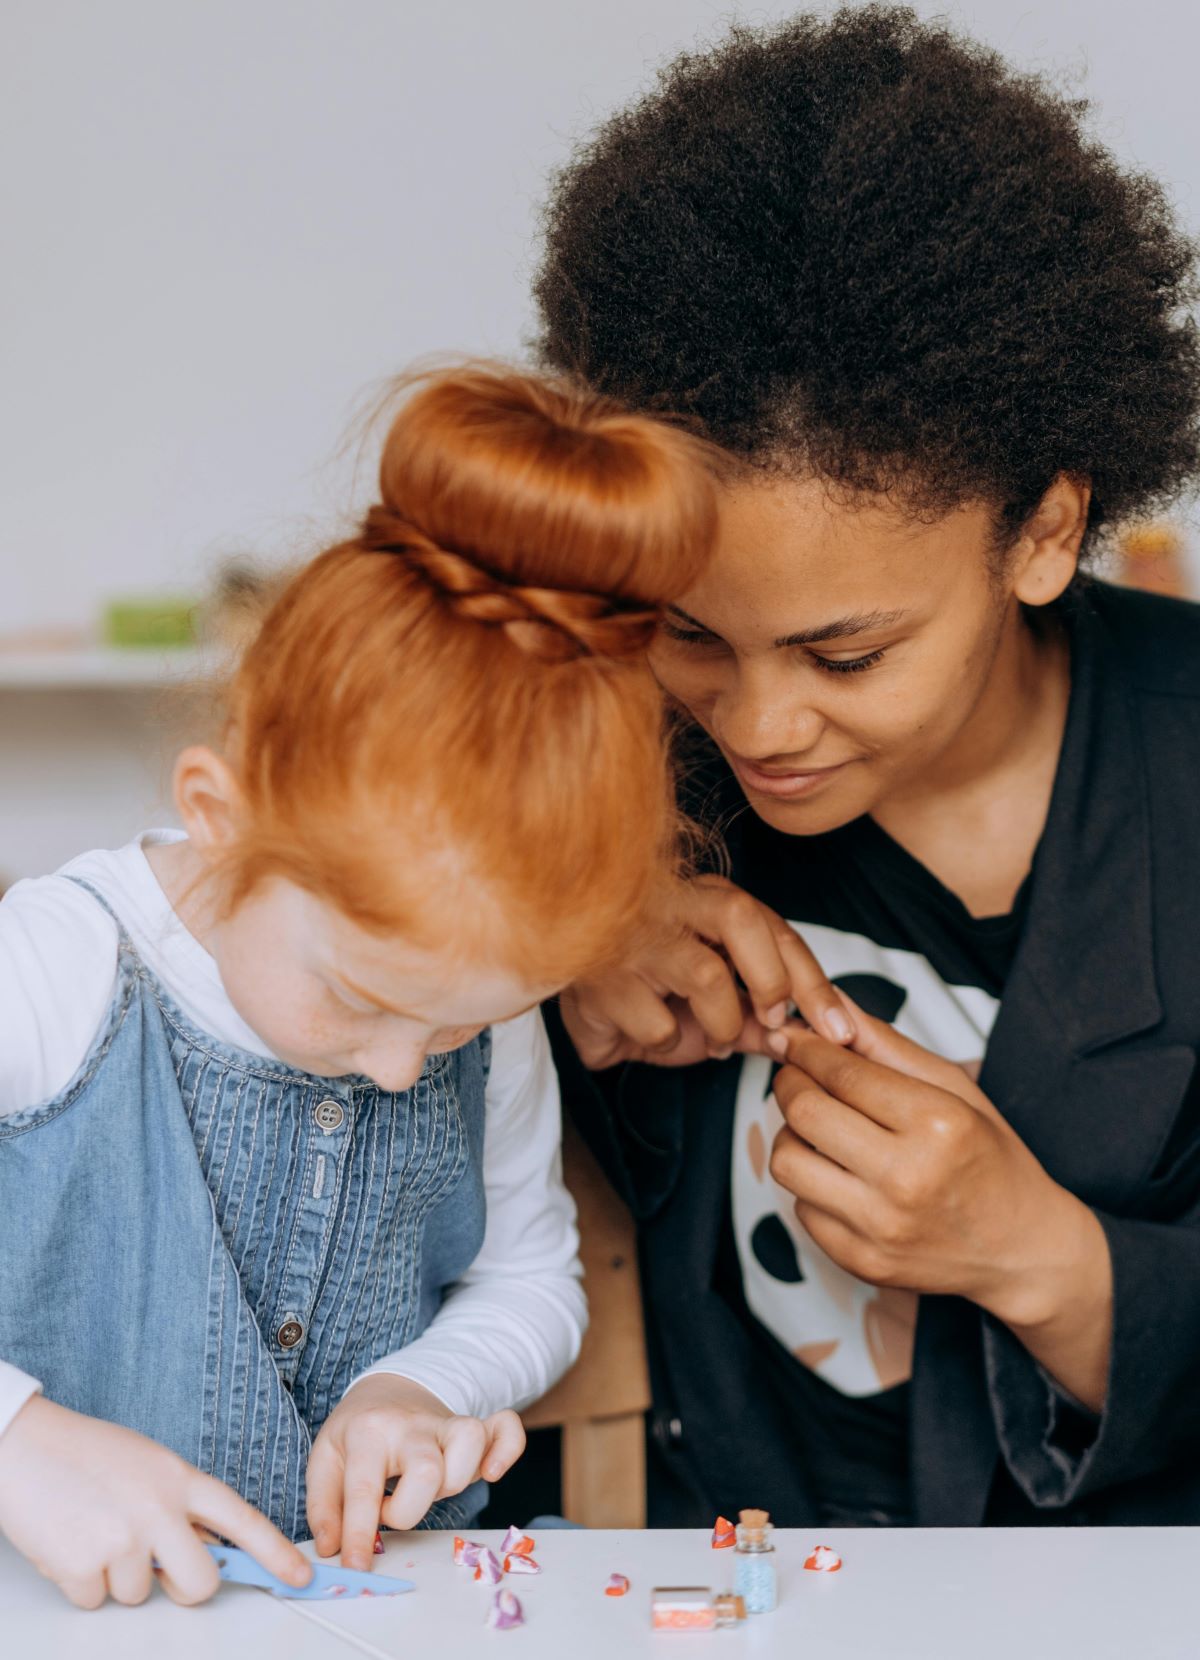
[794, 1339, 840, 1371]
[863, 1286, 918, 1390]
[747, 1120, 767, 1183]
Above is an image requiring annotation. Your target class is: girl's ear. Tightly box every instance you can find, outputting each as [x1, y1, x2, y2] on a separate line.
[172, 746, 244, 862]
[1010, 474, 1091, 608]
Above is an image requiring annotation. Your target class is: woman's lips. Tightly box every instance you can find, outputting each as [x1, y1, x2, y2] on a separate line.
[729, 754, 852, 800]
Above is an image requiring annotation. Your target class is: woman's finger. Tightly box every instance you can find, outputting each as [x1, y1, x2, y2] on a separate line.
[777, 928, 855, 1044]
[659, 937, 744, 1049]
[152, 1521, 222, 1607]
[480, 1411, 526, 1483]
[190, 1472, 311, 1588]
[438, 1417, 489, 1496]
[773, 1067, 892, 1178]
[576, 972, 681, 1056]
[836, 992, 998, 1114]
[688, 879, 793, 1025]
[379, 1440, 446, 1533]
[772, 1030, 924, 1129]
[769, 1124, 870, 1227]
[105, 1550, 155, 1607]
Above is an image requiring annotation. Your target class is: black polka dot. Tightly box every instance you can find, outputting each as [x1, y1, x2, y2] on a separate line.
[750, 1213, 805, 1283]
[832, 973, 907, 1024]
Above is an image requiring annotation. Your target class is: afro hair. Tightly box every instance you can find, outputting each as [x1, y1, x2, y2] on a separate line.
[535, 5, 1200, 546]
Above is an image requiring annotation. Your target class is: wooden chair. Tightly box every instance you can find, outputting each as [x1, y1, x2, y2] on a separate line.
[522, 1118, 651, 1527]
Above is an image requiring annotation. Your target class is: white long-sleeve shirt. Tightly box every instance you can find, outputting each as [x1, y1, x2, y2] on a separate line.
[0, 832, 585, 1441]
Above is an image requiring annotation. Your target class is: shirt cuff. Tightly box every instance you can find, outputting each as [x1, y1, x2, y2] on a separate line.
[344, 1358, 464, 1416]
[0, 1362, 42, 1442]
[983, 1315, 1102, 1507]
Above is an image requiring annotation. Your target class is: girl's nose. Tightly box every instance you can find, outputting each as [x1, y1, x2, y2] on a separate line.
[364, 1044, 428, 1094]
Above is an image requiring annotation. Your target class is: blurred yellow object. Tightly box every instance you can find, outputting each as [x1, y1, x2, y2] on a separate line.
[1116, 522, 1190, 598]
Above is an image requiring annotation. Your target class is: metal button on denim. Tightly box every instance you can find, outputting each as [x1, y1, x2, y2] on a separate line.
[277, 1319, 305, 1349]
[313, 1098, 345, 1133]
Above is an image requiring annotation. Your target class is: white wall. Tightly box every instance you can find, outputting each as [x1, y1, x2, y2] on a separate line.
[3, 0, 1198, 880]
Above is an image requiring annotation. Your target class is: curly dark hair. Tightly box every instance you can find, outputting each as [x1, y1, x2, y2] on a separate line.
[535, 6, 1200, 548]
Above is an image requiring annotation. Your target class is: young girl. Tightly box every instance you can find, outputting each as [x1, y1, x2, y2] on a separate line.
[0, 365, 718, 1607]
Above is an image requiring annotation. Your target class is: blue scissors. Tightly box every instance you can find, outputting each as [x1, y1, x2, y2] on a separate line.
[205, 1542, 416, 1599]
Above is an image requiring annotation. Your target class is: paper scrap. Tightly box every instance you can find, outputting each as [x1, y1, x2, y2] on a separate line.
[804, 1545, 843, 1573]
[486, 1589, 525, 1630]
[605, 1573, 630, 1597]
[711, 1516, 736, 1549]
[504, 1554, 541, 1576]
[474, 1547, 503, 1585]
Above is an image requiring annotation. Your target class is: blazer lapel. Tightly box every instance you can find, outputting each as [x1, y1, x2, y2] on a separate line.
[914, 587, 1191, 1524]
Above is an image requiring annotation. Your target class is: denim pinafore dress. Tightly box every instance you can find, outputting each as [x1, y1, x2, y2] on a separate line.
[0, 879, 490, 1538]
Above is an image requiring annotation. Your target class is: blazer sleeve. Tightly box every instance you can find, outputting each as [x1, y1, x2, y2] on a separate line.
[983, 1148, 1200, 1507]
[542, 1001, 685, 1223]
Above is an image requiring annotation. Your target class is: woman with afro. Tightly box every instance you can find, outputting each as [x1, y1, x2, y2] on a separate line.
[540, 6, 1200, 1526]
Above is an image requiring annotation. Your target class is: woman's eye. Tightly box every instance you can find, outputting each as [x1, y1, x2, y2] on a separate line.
[659, 621, 721, 647]
[811, 649, 886, 675]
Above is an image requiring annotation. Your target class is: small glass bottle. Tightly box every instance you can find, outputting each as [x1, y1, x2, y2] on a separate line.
[733, 1508, 777, 1613]
[650, 1587, 748, 1631]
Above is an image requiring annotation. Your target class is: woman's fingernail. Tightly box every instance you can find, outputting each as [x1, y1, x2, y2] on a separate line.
[766, 1030, 788, 1058]
[764, 1002, 789, 1029]
[825, 1009, 854, 1044]
[709, 1047, 733, 1061]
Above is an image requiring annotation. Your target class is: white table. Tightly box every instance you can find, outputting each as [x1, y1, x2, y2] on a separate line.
[2, 1526, 1194, 1660]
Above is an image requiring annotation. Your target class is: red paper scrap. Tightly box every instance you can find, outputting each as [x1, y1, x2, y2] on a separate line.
[605, 1573, 630, 1597]
[804, 1545, 843, 1573]
[711, 1515, 736, 1549]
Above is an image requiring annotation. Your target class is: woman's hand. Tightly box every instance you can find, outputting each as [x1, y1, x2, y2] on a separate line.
[769, 1003, 1113, 1409]
[559, 875, 854, 1070]
[306, 1375, 525, 1569]
[0, 1394, 311, 1609]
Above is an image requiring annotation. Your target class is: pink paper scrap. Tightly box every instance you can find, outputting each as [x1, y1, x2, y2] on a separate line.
[487, 1589, 525, 1630]
[473, 1547, 503, 1585]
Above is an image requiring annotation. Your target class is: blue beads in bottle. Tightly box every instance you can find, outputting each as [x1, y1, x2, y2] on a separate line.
[733, 1508, 777, 1614]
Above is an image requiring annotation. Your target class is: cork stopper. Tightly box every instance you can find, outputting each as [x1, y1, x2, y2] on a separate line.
[737, 1508, 770, 1543]
[714, 1593, 747, 1624]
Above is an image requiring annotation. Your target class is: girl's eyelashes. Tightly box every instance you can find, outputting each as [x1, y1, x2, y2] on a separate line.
[811, 649, 887, 675]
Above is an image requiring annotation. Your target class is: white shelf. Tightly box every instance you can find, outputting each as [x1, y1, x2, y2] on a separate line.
[0, 648, 217, 690]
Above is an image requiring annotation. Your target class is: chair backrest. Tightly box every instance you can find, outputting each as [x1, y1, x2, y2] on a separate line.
[523, 1117, 650, 1525]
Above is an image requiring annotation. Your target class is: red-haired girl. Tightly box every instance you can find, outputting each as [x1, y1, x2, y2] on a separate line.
[0, 366, 718, 1607]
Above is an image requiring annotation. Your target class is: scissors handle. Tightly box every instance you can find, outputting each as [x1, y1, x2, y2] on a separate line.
[204, 1542, 416, 1599]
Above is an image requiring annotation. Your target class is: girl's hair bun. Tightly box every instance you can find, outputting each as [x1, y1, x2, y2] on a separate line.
[358, 505, 660, 663]
[368, 362, 720, 666]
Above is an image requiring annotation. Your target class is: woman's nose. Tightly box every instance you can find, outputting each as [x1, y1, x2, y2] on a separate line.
[713, 666, 824, 761]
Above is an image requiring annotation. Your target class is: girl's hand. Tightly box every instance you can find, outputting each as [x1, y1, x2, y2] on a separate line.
[559, 875, 853, 1070]
[306, 1375, 525, 1569]
[0, 1394, 311, 1609]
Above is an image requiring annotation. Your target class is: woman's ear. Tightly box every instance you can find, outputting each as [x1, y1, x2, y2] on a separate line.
[172, 746, 243, 862]
[1010, 474, 1091, 608]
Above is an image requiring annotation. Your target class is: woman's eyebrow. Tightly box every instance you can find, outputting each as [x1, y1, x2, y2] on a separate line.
[773, 608, 908, 648]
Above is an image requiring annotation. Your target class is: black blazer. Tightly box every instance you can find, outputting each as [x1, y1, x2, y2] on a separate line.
[548, 582, 1200, 1525]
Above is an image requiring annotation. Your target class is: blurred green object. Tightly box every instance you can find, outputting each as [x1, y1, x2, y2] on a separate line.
[102, 596, 198, 649]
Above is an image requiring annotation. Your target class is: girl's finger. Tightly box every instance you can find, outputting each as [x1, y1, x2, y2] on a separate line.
[379, 1439, 446, 1533]
[438, 1416, 489, 1495]
[479, 1411, 526, 1483]
[189, 1472, 311, 1588]
[152, 1521, 223, 1607]
[57, 1570, 109, 1610]
[305, 1441, 345, 1559]
[337, 1444, 389, 1571]
[105, 1549, 155, 1607]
